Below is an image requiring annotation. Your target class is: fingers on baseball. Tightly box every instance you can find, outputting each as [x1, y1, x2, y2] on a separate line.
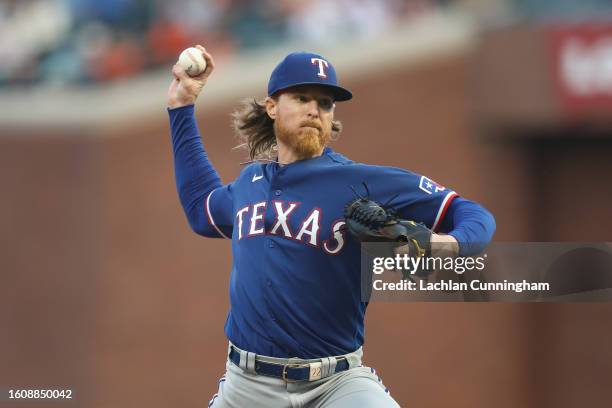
[168, 77, 179, 93]
[194, 44, 215, 77]
[172, 64, 188, 80]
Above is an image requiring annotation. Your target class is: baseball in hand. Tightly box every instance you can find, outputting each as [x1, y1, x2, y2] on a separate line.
[177, 47, 207, 76]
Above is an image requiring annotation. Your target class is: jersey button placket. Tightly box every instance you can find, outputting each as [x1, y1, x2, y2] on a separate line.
[266, 173, 281, 325]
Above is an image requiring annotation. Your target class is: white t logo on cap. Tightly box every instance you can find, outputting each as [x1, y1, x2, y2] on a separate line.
[311, 58, 329, 78]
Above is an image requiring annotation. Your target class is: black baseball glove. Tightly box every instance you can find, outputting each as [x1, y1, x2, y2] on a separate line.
[343, 196, 432, 259]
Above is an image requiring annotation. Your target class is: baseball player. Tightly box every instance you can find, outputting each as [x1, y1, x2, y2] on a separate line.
[167, 46, 496, 407]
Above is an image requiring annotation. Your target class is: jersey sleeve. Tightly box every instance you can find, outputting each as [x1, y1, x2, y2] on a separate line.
[440, 197, 496, 256]
[368, 166, 458, 232]
[168, 104, 233, 239]
[204, 184, 234, 239]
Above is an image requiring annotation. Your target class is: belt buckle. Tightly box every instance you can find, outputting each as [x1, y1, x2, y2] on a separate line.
[282, 363, 310, 383]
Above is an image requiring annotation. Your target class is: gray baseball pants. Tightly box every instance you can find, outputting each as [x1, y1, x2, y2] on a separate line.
[207, 343, 400, 408]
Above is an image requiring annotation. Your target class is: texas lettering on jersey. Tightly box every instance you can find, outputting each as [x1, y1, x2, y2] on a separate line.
[234, 201, 347, 255]
[205, 153, 459, 263]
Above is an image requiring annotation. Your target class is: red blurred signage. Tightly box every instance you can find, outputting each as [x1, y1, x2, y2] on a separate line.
[550, 25, 612, 115]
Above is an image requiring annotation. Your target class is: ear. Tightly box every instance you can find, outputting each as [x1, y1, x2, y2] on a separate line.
[265, 96, 277, 120]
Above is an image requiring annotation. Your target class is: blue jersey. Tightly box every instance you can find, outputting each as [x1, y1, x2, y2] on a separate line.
[168, 105, 495, 359]
[205, 149, 457, 358]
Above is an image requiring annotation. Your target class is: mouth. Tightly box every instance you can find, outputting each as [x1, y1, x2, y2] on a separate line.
[301, 123, 321, 131]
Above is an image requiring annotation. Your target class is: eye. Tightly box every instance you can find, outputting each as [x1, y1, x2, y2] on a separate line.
[295, 95, 308, 103]
[319, 98, 334, 110]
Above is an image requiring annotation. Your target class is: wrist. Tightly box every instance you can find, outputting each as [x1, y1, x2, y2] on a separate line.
[167, 104, 195, 116]
[168, 98, 196, 109]
[430, 233, 459, 258]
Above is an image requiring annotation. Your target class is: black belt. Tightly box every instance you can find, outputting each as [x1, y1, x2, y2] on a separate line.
[228, 346, 350, 382]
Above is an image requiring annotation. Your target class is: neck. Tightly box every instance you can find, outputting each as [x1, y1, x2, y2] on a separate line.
[276, 140, 324, 166]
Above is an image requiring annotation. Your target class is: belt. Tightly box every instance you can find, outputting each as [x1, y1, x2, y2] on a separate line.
[228, 346, 350, 382]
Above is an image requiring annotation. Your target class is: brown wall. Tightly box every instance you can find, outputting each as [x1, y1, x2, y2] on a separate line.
[2, 51, 612, 408]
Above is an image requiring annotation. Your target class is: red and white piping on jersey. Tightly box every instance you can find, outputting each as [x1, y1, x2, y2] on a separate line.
[206, 188, 230, 239]
[432, 191, 458, 232]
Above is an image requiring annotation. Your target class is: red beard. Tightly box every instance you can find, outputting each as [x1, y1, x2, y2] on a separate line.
[275, 120, 331, 160]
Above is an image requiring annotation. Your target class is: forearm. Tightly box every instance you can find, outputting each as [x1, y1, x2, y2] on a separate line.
[168, 104, 223, 233]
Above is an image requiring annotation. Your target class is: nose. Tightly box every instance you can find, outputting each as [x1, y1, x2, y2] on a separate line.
[305, 100, 319, 119]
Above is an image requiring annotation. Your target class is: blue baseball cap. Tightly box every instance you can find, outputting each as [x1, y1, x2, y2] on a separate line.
[267, 52, 352, 102]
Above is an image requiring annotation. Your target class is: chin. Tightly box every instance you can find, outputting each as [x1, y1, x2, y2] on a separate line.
[278, 126, 330, 159]
[293, 140, 325, 160]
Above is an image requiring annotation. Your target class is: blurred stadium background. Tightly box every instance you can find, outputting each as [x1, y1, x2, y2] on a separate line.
[2, 0, 612, 407]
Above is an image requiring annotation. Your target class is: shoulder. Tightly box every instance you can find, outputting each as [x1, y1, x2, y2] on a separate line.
[341, 160, 420, 179]
[235, 162, 264, 182]
[325, 150, 413, 175]
[323, 151, 425, 183]
[326, 150, 353, 165]
[334, 160, 450, 196]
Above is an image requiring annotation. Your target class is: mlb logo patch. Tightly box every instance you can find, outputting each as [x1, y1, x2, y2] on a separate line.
[419, 176, 446, 194]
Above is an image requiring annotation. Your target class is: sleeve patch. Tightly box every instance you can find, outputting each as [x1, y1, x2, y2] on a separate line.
[419, 176, 446, 195]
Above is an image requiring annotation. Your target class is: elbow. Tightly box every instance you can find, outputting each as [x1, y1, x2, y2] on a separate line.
[482, 206, 496, 244]
[176, 195, 209, 236]
[185, 207, 216, 237]
[185, 203, 228, 238]
[187, 216, 209, 237]
[467, 206, 496, 256]
[450, 203, 496, 257]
